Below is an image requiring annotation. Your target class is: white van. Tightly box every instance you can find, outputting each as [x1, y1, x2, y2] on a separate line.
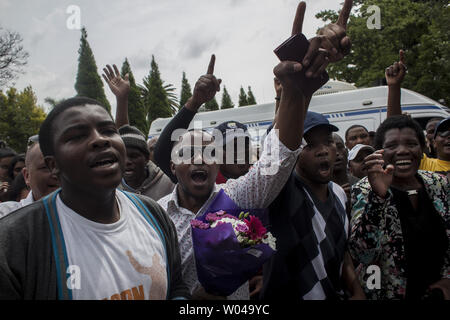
[148, 82, 449, 146]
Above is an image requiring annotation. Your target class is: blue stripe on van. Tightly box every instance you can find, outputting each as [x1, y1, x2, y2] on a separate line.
[342, 105, 441, 117]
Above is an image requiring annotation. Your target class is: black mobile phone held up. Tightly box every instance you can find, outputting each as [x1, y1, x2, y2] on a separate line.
[273, 33, 329, 97]
[274, 33, 310, 63]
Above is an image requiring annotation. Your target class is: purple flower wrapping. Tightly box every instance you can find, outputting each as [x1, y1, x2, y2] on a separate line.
[191, 189, 275, 296]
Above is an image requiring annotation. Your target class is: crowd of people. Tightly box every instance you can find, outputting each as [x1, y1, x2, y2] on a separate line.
[0, 0, 448, 300]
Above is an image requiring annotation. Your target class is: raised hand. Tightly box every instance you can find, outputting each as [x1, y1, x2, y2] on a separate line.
[386, 50, 407, 86]
[186, 54, 222, 112]
[362, 150, 394, 199]
[317, 0, 353, 62]
[102, 64, 130, 101]
[279, 1, 330, 90]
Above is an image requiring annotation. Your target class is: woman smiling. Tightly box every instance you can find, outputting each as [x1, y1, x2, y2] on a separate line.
[348, 115, 449, 300]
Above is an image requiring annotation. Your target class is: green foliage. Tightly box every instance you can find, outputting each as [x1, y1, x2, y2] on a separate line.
[247, 86, 257, 105]
[238, 86, 248, 107]
[0, 86, 46, 153]
[74, 27, 111, 112]
[220, 86, 234, 109]
[140, 55, 176, 126]
[180, 72, 192, 107]
[120, 58, 148, 134]
[315, 0, 450, 105]
[203, 97, 219, 112]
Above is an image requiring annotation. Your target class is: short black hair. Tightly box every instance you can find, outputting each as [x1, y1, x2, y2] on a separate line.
[374, 115, 426, 150]
[345, 124, 369, 140]
[39, 97, 108, 157]
[0, 146, 17, 160]
[8, 153, 25, 180]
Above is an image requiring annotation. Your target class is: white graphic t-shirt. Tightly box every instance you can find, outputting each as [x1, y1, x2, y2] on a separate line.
[56, 190, 167, 300]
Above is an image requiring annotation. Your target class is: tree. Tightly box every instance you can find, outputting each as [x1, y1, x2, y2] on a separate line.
[120, 58, 148, 134]
[315, 0, 450, 105]
[238, 86, 248, 107]
[141, 55, 176, 126]
[74, 27, 111, 112]
[247, 86, 257, 105]
[0, 27, 29, 88]
[220, 86, 234, 109]
[203, 97, 219, 112]
[0, 86, 46, 152]
[180, 71, 192, 107]
[164, 83, 179, 114]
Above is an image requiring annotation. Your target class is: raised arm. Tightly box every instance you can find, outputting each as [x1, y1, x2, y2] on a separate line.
[102, 64, 130, 128]
[153, 55, 221, 182]
[386, 50, 407, 118]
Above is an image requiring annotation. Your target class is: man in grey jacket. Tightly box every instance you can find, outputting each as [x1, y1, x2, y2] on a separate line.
[0, 97, 188, 300]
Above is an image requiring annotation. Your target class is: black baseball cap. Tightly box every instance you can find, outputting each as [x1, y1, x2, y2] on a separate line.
[303, 111, 339, 135]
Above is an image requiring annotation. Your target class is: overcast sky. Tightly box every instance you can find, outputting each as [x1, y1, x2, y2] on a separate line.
[0, 0, 346, 116]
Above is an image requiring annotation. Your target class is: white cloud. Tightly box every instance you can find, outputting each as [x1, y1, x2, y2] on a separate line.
[0, 0, 347, 118]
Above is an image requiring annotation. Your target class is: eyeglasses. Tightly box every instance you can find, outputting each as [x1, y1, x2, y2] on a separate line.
[177, 145, 216, 159]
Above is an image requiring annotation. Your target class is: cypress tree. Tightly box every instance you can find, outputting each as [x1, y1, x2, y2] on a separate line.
[141, 55, 174, 126]
[247, 86, 257, 105]
[238, 86, 248, 107]
[220, 86, 234, 109]
[74, 27, 111, 113]
[180, 72, 192, 107]
[120, 58, 148, 134]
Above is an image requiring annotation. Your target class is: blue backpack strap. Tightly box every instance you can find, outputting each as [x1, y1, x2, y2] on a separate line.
[119, 190, 171, 300]
[42, 189, 72, 300]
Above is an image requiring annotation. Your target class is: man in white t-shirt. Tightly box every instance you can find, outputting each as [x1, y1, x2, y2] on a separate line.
[0, 97, 187, 300]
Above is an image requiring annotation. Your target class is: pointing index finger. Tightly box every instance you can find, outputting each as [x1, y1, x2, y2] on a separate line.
[207, 54, 215, 75]
[291, 1, 306, 36]
[336, 0, 353, 30]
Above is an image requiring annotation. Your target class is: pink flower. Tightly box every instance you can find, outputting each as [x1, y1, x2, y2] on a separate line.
[235, 223, 249, 233]
[206, 213, 221, 222]
[215, 210, 226, 216]
[190, 219, 210, 229]
[244, 216, 267, 240]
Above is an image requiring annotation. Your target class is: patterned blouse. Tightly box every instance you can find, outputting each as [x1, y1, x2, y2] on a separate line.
[348, 170, 449, 299]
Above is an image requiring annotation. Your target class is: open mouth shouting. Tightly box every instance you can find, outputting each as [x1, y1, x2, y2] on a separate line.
[88, 152, 120, 174]
[318, 160, 332, 177]
[190, 168, 209, 185]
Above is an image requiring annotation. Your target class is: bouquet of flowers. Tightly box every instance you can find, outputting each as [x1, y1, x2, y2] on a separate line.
[190, 190, 276, 296]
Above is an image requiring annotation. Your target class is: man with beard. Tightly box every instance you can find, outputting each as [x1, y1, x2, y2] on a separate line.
[155, 50, 312, 298]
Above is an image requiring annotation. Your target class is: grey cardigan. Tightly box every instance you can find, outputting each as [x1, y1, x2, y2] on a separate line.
[0, 189, 189, 300]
